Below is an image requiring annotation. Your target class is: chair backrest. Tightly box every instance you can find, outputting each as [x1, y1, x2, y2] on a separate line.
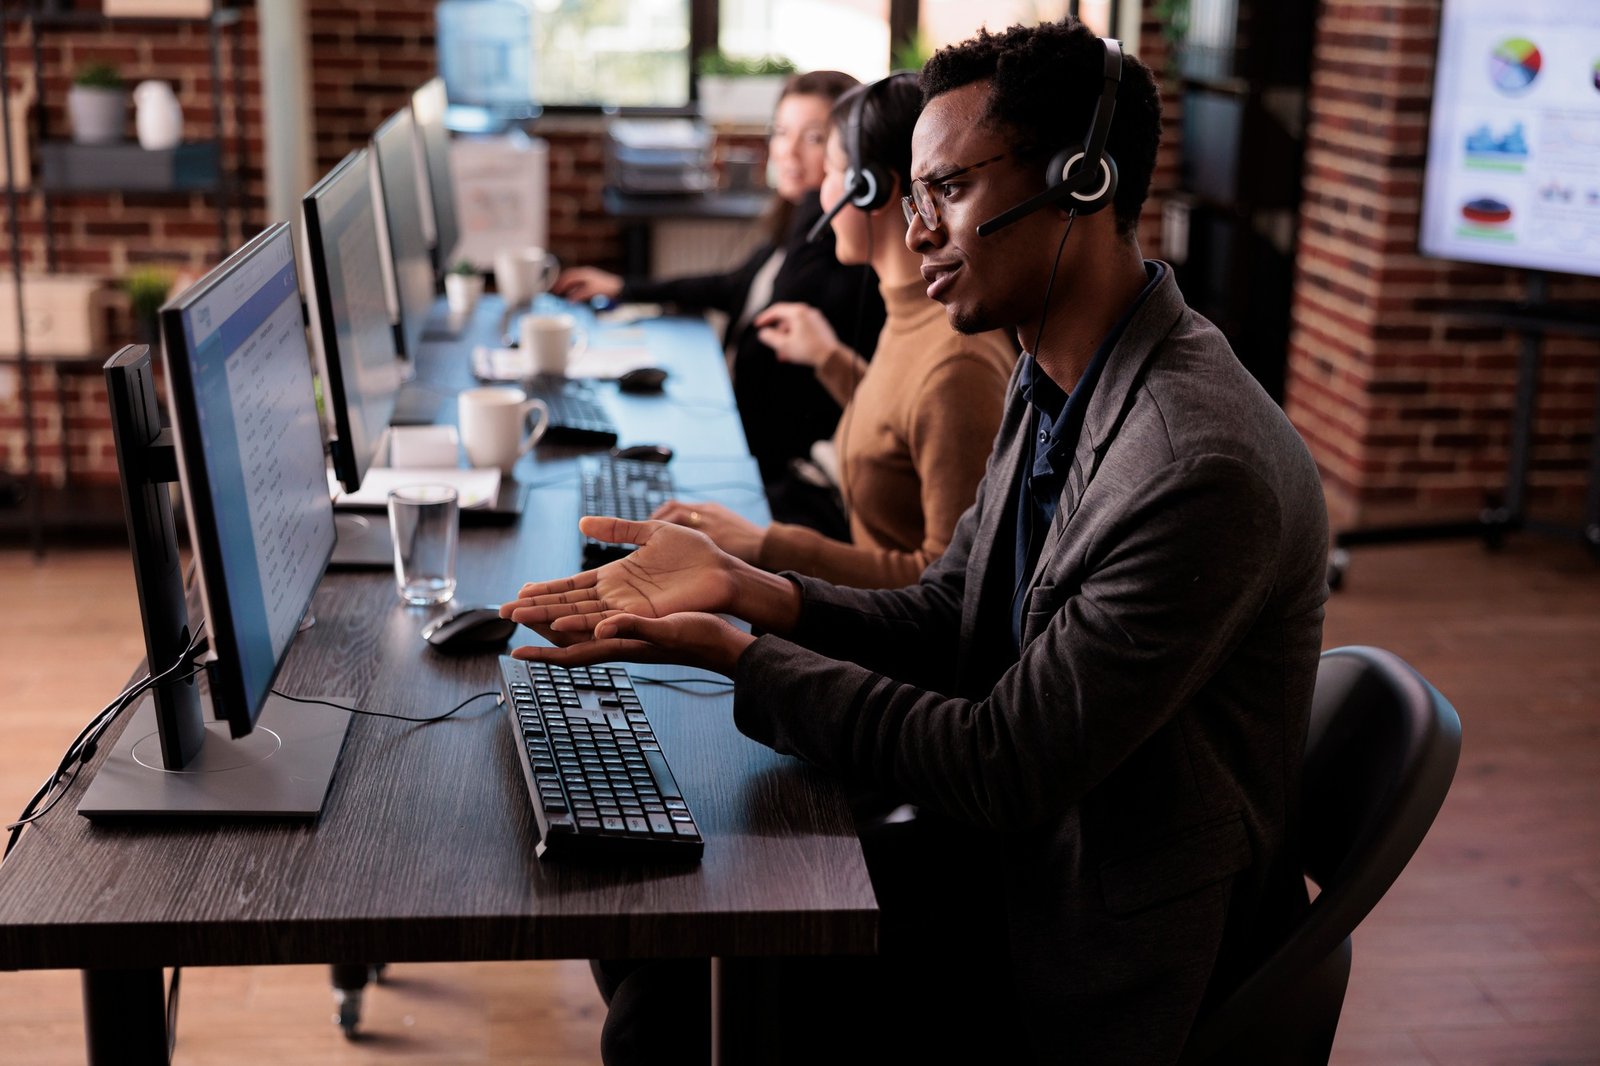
[1180, 645, 1462, 1064]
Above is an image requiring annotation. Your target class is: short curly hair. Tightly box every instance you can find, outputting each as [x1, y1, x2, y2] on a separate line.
[921, 18, 1162, 236]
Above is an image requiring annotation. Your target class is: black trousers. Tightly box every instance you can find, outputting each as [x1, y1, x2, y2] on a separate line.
[589, 813, 1025, 1065]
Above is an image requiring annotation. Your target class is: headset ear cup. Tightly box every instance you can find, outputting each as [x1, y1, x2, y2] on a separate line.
[1073, 154, 1118, 215]
[848, 164, 890, 212]
[1047, 146, 1081, 190]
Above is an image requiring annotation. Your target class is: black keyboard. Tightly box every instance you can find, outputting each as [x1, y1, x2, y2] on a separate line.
[529, 382, 620, 448]
[579, 455, 675, 566]
[498, 657, 704, 860]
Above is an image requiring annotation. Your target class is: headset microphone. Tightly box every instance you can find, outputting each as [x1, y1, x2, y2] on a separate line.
[807, 183, 858, 242]
[976, 37, 1124, 238]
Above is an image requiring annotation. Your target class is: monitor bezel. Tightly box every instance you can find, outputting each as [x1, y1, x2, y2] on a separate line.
[371, 107, 437, 359]
[411, 77, 460, 276]
[159, 222, 335, 739]
[303, 147, 400, 493]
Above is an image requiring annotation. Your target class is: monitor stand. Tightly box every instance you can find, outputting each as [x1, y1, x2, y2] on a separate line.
[77, 692, 351, 819]
[329, 510, 393, 569]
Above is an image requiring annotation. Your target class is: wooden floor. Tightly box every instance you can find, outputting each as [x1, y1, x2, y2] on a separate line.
[1, 536, 1597, 1064]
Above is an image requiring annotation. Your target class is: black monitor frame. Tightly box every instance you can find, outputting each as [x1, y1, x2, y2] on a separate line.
[411, 77, 460, 278]
[304, 147, 402, 494]
[158, 223, 335, 740]
[371, 107, 437, 360]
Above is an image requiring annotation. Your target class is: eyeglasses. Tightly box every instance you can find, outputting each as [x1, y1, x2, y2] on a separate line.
[901, 152, 1010, 230]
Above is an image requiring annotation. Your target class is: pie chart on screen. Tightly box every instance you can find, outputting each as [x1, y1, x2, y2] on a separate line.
[1491, 38, 1542, 93]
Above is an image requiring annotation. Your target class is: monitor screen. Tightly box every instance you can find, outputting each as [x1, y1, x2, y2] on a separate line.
[161, 223, 336, 738]
[304, 148, 404, 493]
[1419, 0, 1600, 277]
[412, 77, 461, 275]
[372, 108, 438, 358]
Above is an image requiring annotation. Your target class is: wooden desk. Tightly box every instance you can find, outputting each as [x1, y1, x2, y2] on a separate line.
[0, 296, 877, 1063]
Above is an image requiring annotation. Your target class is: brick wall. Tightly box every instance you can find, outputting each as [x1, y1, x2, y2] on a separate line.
[1, 8, 265, 489]
[1285, 0, 1599, 532]
[1136, 0, 1180, 261]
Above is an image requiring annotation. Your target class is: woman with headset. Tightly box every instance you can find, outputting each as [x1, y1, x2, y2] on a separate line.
[651, 72, 1016, 589]
[551, 71, 886, 499]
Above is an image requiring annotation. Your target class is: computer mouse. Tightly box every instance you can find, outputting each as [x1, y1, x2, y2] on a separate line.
[611, 443, 673, 463]
[617, 366, 669, 394]
[421, 606, 518, 652]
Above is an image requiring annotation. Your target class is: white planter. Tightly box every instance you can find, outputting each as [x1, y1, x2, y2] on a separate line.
[67, 86, 128, 145]
[132, 81, 183, 151]
[697, 74, 786, 125]
[445, 272, 484, 314]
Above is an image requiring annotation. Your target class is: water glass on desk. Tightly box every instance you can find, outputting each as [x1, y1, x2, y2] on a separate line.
[388, 485, 459, 606]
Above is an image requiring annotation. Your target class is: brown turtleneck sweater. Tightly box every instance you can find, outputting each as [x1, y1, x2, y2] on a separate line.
[757, 276, 1016, 588]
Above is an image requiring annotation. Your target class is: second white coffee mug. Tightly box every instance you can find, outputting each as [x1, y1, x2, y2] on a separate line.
[493, 246, 560, 307]
[520, 313, 587, 375]
[458, 386, 550, 472]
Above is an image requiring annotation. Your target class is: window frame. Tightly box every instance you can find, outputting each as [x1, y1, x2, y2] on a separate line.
[534, 0, 1109, 117]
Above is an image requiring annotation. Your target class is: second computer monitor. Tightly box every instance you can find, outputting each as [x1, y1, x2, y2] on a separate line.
[304, 147, 404, 493]
[372, 107, 437, 360]
[411, 77, 460, 276]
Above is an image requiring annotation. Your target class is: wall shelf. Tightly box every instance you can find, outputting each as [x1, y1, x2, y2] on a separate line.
[2, 3, 246, 555]
[38, 140, 222, 193]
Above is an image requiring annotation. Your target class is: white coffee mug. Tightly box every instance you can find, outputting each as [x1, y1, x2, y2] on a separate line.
[457, 386, 550, 472]
[520, 313, 587, 375]
[493, 246, 560, 307]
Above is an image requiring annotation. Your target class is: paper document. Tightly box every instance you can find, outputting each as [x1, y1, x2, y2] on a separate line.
[335, 466, 502, 510]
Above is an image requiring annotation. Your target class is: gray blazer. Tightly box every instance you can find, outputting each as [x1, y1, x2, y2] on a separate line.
[734, 265, 1329, 1061]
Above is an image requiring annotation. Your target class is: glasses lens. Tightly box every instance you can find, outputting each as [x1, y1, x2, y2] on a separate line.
[910, 181, 937, 230]
[900, 196, 916, 227]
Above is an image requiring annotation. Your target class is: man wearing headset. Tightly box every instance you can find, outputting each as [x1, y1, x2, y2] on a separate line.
[506, 18, 1329, 1064]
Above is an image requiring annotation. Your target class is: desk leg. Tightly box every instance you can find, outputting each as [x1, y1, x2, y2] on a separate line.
[82, 968, 167, 1065]
[711, 957, 781, 1066]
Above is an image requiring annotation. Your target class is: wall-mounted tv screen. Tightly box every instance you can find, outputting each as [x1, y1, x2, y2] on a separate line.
[1419, 0, 1600, 278]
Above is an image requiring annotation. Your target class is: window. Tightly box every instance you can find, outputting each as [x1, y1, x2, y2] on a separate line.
[437, 0, 692, 110]
[922, 0, 1114, 51]
[719, 0, 891, 83]
[533, 0, 692, 107]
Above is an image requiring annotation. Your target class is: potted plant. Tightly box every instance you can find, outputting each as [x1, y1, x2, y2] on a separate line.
[696, 52, 796, 125]
[443, 260, 483, 314]
[68, 62, 128, 145]
[123, 266, 174, 346]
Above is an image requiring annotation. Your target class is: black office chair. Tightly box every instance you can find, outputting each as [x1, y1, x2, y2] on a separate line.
[1180, 645, 1462, 1066]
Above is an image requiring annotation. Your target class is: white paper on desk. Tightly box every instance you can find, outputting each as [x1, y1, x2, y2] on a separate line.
[472, 344, 658, 381]
[334, 467, 502, 510]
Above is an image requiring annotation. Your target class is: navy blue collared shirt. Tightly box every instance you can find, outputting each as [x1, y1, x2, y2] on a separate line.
[1010, 261, 1165, 648]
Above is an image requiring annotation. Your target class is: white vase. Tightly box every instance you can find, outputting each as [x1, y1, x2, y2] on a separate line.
[66, 86, 127, 145]
[133, 81, 183, 151]
[444, 272, 484, 314]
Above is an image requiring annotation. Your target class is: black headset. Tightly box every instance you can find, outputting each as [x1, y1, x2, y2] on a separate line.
[807, 72, 915, 243]
[976, 36, 1123, 237]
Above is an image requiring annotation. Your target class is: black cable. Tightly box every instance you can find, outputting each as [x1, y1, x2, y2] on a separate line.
[270, 688, 500, 724]
[1030, 211, 1077, 361]
[5, 623, 210, 858]
[634, 677, 736, 693]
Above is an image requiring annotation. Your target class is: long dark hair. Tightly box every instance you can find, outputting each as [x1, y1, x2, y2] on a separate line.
[764, 70, 860, 243]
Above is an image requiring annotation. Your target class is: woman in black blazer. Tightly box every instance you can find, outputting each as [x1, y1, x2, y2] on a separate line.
[553, 72, 887, 495]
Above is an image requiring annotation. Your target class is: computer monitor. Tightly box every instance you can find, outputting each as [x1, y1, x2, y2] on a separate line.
[303, 147, 404, 494]
[372, 107, 438, 360]
[411, 77, 461, 276]
[80, 223, 350, 819]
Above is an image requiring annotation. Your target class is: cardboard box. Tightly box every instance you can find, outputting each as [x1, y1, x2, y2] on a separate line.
[0, 275, 110, 359]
